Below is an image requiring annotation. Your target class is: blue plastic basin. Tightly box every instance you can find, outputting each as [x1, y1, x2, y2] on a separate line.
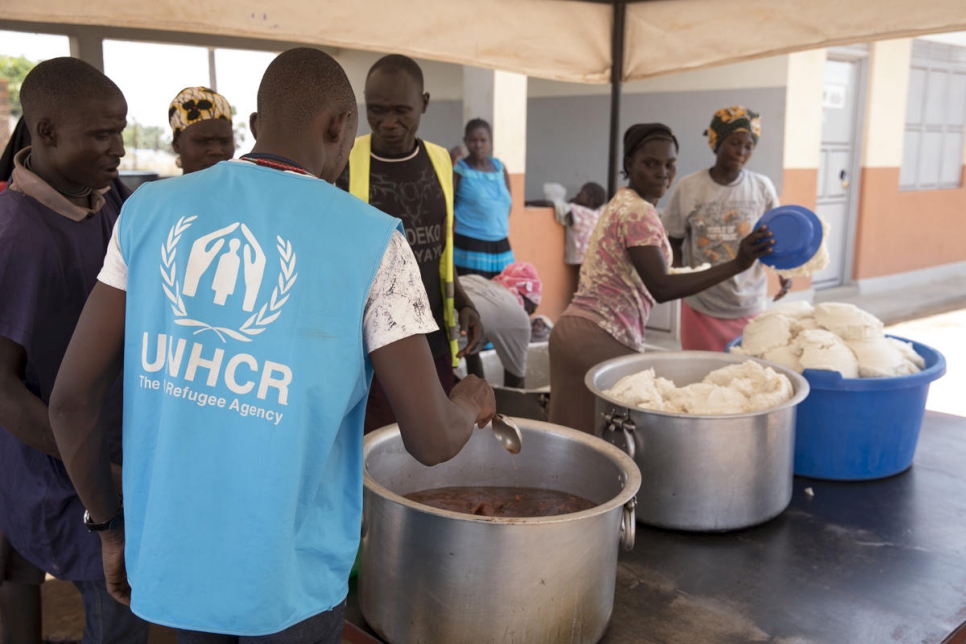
[726, 335, 946, 480]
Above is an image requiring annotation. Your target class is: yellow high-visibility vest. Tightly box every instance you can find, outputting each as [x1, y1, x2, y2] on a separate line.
[348, 134, 459, 367]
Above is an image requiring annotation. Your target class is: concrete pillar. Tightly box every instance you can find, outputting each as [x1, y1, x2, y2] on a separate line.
[69, 28, 105, 72]
[208, 47, 218, 92]
[862, 39, 912, 169]
[462, 66, 528, 174]
[463, 66, 494, 126]
[783, 49, 827, 173]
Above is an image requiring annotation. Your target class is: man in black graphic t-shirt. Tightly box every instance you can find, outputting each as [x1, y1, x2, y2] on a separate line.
[338, 54, 483, 433]
[354, 147, 449, 360]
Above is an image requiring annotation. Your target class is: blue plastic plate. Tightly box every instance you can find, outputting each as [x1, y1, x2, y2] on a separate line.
[754, 205, 823, 270]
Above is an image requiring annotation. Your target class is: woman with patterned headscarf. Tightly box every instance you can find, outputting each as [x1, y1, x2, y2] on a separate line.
[548, 123, 774, 434]
[662, 106, 790, 352]
[168, 86, 236, 174]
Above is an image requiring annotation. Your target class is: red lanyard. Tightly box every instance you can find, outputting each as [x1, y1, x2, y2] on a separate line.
[240, 155, 311, 176]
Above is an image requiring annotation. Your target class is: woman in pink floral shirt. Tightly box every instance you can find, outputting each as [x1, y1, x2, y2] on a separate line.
[548, 123, 775, 434]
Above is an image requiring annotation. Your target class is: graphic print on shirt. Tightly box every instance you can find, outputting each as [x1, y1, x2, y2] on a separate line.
[690, 204, 755, 264]
[141, 215, 298, 426]
[161, 216, 297, 342]
[369, 165, 444, 266]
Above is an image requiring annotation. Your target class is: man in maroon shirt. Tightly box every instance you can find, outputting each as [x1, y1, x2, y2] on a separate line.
[0, 57, 148, 643]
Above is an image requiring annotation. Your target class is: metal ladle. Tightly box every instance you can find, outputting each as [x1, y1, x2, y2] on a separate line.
[491, 414, 523, 454]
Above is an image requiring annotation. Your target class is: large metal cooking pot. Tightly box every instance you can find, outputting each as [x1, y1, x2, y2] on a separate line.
[360, 419, 641, 644]
[586, 352, 809, 532]
[455, 341, 673, 422]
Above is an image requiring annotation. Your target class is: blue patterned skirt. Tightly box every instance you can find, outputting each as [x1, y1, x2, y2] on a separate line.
[453, 233, 514, 279]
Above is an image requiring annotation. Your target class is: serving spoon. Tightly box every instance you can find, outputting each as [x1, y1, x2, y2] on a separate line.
[491, 414, 523, 454]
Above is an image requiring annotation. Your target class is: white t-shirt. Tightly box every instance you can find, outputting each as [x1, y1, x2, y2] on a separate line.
[99, 224, 437, 354]
[662, 169, 779, 318]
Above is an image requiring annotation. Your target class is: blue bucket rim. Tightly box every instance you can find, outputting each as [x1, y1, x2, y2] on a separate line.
[725, 334, 946, 392]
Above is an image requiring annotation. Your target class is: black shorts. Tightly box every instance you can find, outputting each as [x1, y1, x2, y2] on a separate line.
[174, 600, 346, 644]
[0, 530, 46, 586]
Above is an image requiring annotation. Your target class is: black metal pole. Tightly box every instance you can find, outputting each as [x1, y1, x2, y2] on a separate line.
[607, 1, 627, 198]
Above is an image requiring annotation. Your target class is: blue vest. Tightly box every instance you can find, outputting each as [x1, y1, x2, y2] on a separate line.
[116, 161, 399, 635]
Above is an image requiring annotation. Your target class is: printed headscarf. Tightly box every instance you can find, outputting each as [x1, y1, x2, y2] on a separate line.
[494, 262, 542, 309]
[168, 87, 232, 137]
[705, 106, 761, 152]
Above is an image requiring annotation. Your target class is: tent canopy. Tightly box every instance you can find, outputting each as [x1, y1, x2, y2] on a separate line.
[1, 0, 965, 83]
[4, 0, 964, 193]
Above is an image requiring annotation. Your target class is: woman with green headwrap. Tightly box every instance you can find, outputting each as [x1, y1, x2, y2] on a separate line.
[663, 106, 791, 352]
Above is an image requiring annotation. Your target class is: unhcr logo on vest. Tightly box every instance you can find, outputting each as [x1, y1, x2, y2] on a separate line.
[161, 216, 298, 342]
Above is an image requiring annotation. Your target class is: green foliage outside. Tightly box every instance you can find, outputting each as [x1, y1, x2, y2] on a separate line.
[0, 55, 37, 117]
[124, 121, 170, 152]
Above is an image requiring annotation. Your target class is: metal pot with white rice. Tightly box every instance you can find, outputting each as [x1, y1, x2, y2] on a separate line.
[585, 352, 809, 532]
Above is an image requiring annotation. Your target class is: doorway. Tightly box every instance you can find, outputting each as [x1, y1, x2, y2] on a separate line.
[813, 51, 867, 289]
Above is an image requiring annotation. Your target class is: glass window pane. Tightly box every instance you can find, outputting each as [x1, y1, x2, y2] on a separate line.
[906, 67, 927, 125]
[925, 70, 949, 126]
[900, 129, 921, 189]
[948, 73, 966, 127]
[941, 131, 964, 187]
[0, 30, 70, 58]
[822, 60, 856, 143]
[0, 31, 71, 120]
[920, 131, 944, 187]
[213, 49, 279, 151]
[104, 40, 210, 176]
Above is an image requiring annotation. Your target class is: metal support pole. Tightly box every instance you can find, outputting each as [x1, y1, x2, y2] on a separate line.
[208, 47, 218, 92]
[68, 28, 105, 72]
[607, 1, 627, 198]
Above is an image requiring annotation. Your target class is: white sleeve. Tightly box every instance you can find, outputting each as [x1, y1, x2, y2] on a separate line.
[364, 231, 439, 354]
[763, 175, 780, 209]
[97, 218, 128, 291]
[661, 181, 687, 238]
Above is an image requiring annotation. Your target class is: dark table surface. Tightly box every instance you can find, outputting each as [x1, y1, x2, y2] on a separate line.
[348, 411, 966, 644]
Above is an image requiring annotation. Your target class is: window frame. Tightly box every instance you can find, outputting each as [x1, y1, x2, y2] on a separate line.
[900, 40, 966, 192]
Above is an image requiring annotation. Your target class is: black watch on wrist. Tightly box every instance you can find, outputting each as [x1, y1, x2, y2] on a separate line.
[84, 501, 124, 532]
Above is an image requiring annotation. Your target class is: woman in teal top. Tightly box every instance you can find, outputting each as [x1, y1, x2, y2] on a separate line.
[453, 118, 514, 278]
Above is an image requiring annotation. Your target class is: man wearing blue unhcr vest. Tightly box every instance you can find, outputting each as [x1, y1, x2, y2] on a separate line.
[47, 48, 496, 643]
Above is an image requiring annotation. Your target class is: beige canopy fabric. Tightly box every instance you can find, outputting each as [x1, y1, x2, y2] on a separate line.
[624, 0, 966, 80]
[2, 0, 965, 83]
